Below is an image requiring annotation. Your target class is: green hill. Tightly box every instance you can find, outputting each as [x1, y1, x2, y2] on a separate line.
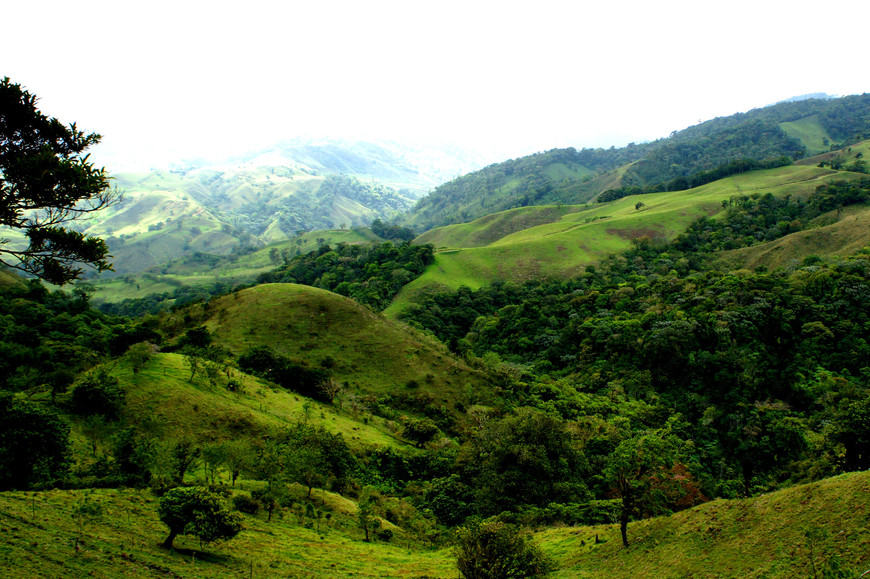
[98, 352, 406, 453]
[387, 164, 853, 316]
[190, 283, 491, 414]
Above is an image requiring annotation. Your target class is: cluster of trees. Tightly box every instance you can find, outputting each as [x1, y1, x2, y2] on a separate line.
[258, 241, 434, 310]
[0, 280, 158, 397]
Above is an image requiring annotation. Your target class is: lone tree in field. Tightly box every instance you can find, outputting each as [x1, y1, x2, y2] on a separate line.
[604, 431, 694, 547]
[158, 486, 242, 550]
[0, 77, 119, 285]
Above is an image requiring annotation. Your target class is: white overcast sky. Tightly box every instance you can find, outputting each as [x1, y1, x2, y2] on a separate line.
[5, 0, 869, 171]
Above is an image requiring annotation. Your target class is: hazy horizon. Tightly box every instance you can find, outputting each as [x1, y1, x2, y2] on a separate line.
[6, 1, 869, 173]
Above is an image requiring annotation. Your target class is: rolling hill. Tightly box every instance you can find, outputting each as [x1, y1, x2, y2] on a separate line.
[180, 283, 492, 415]
[386, 164, 862, 316]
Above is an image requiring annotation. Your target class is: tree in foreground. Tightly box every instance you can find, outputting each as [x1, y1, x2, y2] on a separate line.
[158, 486, 242, 550]
[0, 77, 119, 285]
[454, 519, 553, 579]
[604, 431, 699, 547]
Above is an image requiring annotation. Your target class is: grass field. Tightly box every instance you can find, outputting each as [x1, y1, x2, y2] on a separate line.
[780, 114, 832, 155]
[386, 165, 852, 316]
[1, 470, 866, 578]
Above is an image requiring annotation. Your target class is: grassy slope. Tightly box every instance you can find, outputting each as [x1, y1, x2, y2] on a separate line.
[1, 471, 867, 577]
[780, 114, 831, 155]
[94, 353, 406, 453]
[386, 165, 847, 316]
[191, 283, 489, 408]
[538, 471, 870, 578]
[0, 486, 455, 579]
[797, 138, 870, 167]
[714, 202, 870, 271]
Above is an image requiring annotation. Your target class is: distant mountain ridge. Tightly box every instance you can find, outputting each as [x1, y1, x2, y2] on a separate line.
[403, 93, 870, 231]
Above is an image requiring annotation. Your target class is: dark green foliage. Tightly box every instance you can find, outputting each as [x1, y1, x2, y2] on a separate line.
[256, 422, 356, 495]
[111, 428, 155, 486]
[0, 391, 70, 489]
[624, 121, 804, 190]
[454, 519, 553, 579]
[158, 486, 243, 549]
[833, 397, 870, 471]
[463, 408, 589, 516]
[400, 189, 870, 498]
[673, 178, 870, 253]
[0, 77, 118, 284]
[231, 493, 261, 515]
[258, 241, 434, 310]
[237, 346, 330, 402]
[370, 219, 415, 242]
[70, 368, 125, 419]
[402, 417, 440, 448]
[0, 279, 154, 394]
[604, 431, 694, 546]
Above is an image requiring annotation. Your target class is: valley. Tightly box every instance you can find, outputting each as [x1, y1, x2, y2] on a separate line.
[2, 85, 870, 578]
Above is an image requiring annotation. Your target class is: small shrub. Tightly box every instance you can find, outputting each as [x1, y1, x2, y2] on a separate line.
[232, 493, 262, 515]
[454, 520, 553, 579]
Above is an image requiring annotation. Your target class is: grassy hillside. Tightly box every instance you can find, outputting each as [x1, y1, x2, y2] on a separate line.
[183, 284, 491, 412]
[713, 202, 870, 271]
[93, 353, 407, 453]
[0, 486, 455, 579]
[538, 471, 870, 578]
[386, 165, 850, 316]
[780, 113, 833, 155]
[1, 470, 866, 577]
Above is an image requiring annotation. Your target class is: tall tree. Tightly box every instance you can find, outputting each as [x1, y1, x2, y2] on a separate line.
[0, 77, 118, 285]
[604, 431, 694, 547]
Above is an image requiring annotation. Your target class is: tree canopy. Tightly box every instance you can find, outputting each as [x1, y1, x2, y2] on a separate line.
[0, 77, 118, 284]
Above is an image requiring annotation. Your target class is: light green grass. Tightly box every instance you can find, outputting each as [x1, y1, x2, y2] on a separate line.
[0, 487, 456, 578]
[1, 470, 867, 577]
[101, 353, 406, 452]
